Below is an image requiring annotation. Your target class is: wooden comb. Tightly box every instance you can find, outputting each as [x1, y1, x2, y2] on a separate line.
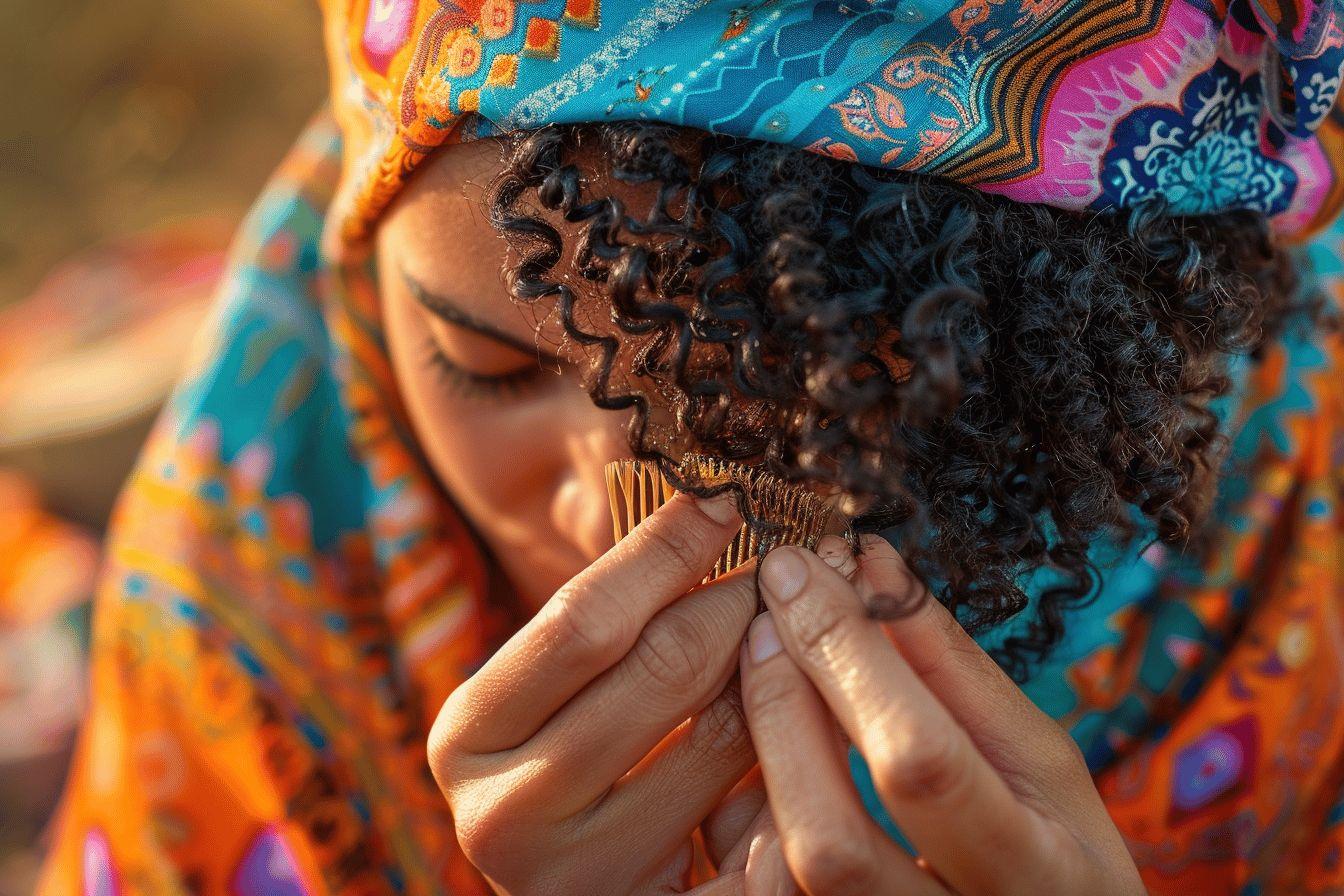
[604, 453, 839, 582]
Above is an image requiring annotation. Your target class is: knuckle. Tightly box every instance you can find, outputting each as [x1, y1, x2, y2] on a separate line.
[793, 601, 856, 663]
[786, 834, 878, 896]
[546, 585, 631, 668]
[860, 535, 918, 584]
[906, 632, 980, 682]
[872, 724, 971, 804]
[891, 555, 925, 598]
[693, 686, 752, 765]
[630, 609, 711, 692]
[633, 518, 713, 580]
[702, 573, 761, 625]
[454, 784, 539, 878]
[452, 800, 509, 871]
[1044, 722, 1089, 778]
[876, 542, 919, 583]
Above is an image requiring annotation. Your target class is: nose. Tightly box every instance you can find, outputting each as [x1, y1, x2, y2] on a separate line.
[549, 399, 631, 561]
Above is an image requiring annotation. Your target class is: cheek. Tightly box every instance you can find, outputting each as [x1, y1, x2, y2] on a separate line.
[384, 290, 551, 520]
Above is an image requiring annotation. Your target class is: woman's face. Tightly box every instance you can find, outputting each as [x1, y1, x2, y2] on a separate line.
[377, 138, 629, 612]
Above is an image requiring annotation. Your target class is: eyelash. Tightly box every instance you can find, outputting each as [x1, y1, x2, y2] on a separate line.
[424, 338, 548, 399]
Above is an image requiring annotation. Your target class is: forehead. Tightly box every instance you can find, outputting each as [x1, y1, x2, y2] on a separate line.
[377, 137, 511, 316]
[375, 133, 674, 341]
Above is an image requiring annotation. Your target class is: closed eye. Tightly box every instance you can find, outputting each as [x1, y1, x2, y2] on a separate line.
[420, 333, 550, 399]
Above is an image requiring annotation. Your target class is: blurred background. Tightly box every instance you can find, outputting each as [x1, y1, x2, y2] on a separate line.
[0, 3, 324, 891]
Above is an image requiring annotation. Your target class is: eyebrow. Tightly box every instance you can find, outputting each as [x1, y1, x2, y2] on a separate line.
[401, 265, 561, 364]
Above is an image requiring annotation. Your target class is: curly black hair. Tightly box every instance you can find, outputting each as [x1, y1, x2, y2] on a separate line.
[482, 121, 1310, 681]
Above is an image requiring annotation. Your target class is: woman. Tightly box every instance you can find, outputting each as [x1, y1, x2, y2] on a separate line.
[38, 0, 1344, 893]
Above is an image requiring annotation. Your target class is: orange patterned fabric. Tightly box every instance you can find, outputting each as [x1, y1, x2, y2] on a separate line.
[38, 117, 508, 896]
[0, 471, 96, 763]
[1093, 324, 1344, 890]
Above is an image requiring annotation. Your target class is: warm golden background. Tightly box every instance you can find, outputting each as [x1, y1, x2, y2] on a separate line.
[3, 1, 325, 301]
[0, 3, 325, 892]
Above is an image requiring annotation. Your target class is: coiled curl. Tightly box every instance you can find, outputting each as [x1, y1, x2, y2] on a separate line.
[484, 122, 1310, 680]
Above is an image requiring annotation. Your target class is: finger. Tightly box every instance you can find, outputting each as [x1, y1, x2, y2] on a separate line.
[758, 547, 1053, 895]
[742, 825, 797, 896]
[703, 767, 766, 869]
[853, 535, 1091, 808]
[815, 534, 860, 579]
[715, 802, 798, 896]
[689, 871, 746, 895]
[531, 564, 758, 812]
[588, 679, 756, 862]
[740, 614, 945, 896]
[433, 490, 740, 758]
[714, 796, 767, 874]
[856, 536, 1145, 890]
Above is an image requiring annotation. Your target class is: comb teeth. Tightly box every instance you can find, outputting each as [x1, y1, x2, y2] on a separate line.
[604, 458, 677, 549]
[604, 454, 836, 582]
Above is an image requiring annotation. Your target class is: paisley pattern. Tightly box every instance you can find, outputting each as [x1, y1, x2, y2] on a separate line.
[323, 0, 1344, 253]
[34, 112, 1344, 895]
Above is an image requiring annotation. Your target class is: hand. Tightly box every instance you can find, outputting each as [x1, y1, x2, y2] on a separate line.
[702, 771, 794, 896]
[428, 491, 760, 895]
[738, 534, 1146, 896]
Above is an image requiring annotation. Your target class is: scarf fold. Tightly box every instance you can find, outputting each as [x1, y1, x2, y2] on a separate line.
[37, 113, 1344, 895]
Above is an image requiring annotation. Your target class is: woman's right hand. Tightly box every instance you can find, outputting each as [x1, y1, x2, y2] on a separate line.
[428, 491, 761, 895]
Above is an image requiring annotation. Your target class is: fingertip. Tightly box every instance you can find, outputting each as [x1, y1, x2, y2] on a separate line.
[854, 536, 925, 616]
[815, 534, 858, 578]
[691, 490, 742, 527]
[857, 532, 898, 557]
[759, 546, 813, 604]
[855, 535, 914, 583]
[816, 534, 851, 561]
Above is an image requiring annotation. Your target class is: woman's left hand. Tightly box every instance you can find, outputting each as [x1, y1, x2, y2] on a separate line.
[735, 534, 1146, 895]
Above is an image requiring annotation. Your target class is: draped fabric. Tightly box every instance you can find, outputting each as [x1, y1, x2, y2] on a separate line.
[39, 119, 505, 896]
[34, 111, 1344, 895]
[322, 0, 1344, 256]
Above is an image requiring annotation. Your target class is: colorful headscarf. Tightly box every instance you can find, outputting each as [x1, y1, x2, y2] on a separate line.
[325, 0, 1344, 254]
[34, 3, 1344, 893]
[35, 112, 1344, 896]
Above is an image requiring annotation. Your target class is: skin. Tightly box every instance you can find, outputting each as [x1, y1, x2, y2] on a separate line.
[377, 138, 1145, 894]
[378, 137, 623, 610]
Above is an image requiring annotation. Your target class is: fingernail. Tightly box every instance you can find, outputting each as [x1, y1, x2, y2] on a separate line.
[694, 491, 740, 526]
[760, 548, 808, 603]
[748, 612, 783, 663]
